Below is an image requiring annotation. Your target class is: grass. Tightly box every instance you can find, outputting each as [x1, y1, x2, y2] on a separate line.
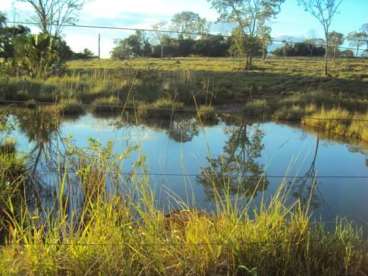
[302, 108, 368, 142]
[1, 57, 368, 110]
[0, 141, 367, 275]
[197, 105, 218, 123]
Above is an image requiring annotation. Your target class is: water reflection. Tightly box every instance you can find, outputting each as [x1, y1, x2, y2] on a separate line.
[289, 136, 320, 211]
[1, 109, 368, 229]
[199, 122, 268, 199]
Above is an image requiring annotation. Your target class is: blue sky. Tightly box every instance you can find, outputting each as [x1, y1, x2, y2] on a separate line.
[2, 0, 367, 57]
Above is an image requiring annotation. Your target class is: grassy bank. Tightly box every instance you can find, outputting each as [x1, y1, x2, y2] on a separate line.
[0, 141, 367, 275]
[1, 57, 368, 111]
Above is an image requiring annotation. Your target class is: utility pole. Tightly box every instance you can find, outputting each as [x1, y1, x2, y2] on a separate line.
[98, 33, 101, 59]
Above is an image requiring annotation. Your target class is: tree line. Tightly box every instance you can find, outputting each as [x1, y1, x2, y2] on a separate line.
[1, 0, 368, 78]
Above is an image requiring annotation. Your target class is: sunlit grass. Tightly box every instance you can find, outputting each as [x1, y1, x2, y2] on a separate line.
[0, 140, 367, 275]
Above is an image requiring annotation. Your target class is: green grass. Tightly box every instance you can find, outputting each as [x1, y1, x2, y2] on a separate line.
[302, 108, 368, 143]
[0, 141, 367, 275]
[1, 57, 368, 110]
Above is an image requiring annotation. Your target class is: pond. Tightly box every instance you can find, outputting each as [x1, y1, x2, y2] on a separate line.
[2, 109, 368, 230]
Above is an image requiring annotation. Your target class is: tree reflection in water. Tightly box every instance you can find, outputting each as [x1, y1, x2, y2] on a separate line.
[289, 136, 320, 212]
[199, 122, 268, 200]
[15, 107, 64, 209]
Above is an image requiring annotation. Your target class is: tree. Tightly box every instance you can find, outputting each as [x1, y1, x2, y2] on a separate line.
[328, 31, 344, 60]
[171, 11, 209, 39]
[14, 33, 63, 78]
[199, 123, 268, 199]
[360, 23, 368, 50]
[111, 31, 151, 59]
[272, 42, 325, 57]
[0, 12, 6, 29]
[208, 0, 285, 70]
[259, 25, 272, 60]
[347, 32, 367, 57]
[18, 0, 86, 36]
[298, 0, 343, 76]
[1, 24, 31, 60]
[152, 21, 168, 58]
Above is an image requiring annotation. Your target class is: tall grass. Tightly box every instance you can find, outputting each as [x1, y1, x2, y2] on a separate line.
[303, 108, 368, 142]
[0, 140, 367, 275]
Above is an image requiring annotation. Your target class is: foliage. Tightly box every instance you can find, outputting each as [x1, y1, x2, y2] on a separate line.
[347, 31, 368, 56]
[297, 0, 344, 75]
[328, 31, 344, 59]
[273, 41, 326, 57]
[171, 11, 209, 39]
[13, 33, 65, 78]
[112, 31, 152, 59]
[208, 0, 285, 69]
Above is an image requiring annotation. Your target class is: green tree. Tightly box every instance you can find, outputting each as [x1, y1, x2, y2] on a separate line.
[328, 31, 344, 60]
[171, 11, 209, 39]
[111, 31, 151, 59]
[208, 0, 285, 70]
[14, 33, 62, 78]
[347, 31, 367, 57]
[259, 25, 272, 60]
[0, 25, 30, 60]
[199, 123, 268, 200]
[298, 0, 344, 76]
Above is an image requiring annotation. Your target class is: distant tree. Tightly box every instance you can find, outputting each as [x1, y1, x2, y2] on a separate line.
[72, 48, 95, 60]
[347, 32, 367, 56]
[193, 35, 230, 57]
[152, 21, 168, 58]
[304, 38, 325, 56]
[339, 49, 354, 58]
[259, 25, 272, 60]
[208, 0, 285, 70]
[171, 11, 209, 39]
[111, 31, 151, 59]
[298, 0, 344, 76]
[328, 31, 344, 60]
[272, 42, 325, 57]
[18, 0, 86, 36]
[361, 23, 368, 50]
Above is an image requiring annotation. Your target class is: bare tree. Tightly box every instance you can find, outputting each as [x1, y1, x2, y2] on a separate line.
[152, 21, 168, 58]
[298, 0, 343, 76]
[361, 23, 368, 50]
[208, 0, 285, 70]
[347, 31, 367, 57]
[18, 0, 86, 36]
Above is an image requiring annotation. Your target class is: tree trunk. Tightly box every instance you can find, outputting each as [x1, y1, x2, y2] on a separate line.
[262, 46, 266, 60]
[245, 54, 252, 70]
[324, 41, 329, 76]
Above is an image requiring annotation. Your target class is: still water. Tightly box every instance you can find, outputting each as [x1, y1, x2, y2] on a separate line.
[2, 111, 368, 229]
